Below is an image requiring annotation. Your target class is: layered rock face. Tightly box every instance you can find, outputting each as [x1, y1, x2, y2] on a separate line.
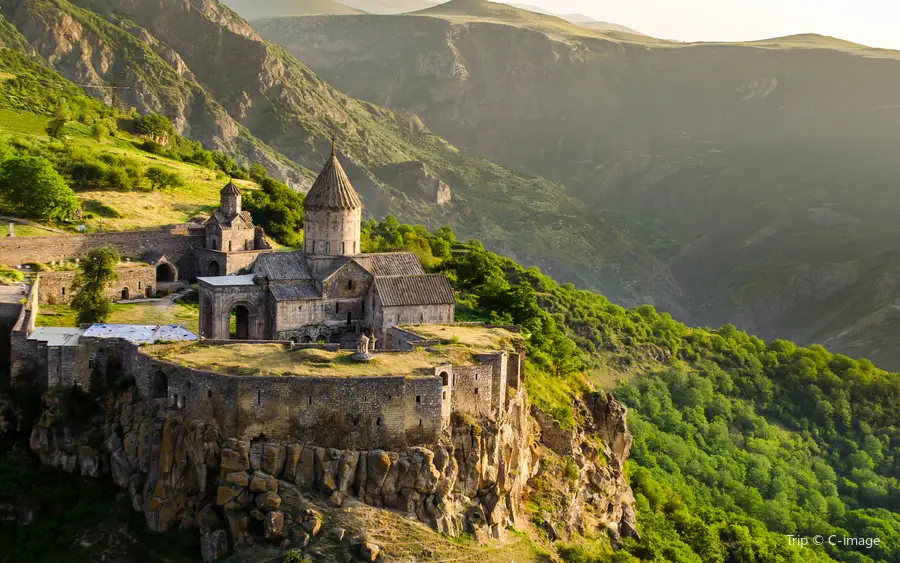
[532, 392, 638, 542]
[28, 383, 539, 558]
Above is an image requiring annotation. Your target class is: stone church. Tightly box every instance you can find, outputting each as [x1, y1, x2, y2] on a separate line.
[197, 149, 456, 347]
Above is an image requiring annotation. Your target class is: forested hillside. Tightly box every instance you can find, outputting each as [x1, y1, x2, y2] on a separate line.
[254, 1, 900, 369]
[365, 216, 900, 563]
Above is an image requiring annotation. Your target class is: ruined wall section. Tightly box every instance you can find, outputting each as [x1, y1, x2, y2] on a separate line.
[0, 228, 204, 281]
[39, 267, 156, 305]
[10, 277, 40, 387]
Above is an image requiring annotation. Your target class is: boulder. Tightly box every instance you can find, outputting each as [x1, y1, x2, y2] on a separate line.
[360, 540, 381, 562]
[249, 472, 278, 494]
[255, 491, 281, 512]
[262, 443, 286, 477]
[263, 511, 285, 540]
[225, 471, 249, 487]
[294, 446, 316, 488]
[200, 529, 229, 562]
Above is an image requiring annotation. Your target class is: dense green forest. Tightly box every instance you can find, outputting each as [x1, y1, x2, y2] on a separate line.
[357, 215, 900, 563]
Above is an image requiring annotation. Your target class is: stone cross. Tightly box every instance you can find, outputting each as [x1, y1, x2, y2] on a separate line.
[369, 328, 377, 351]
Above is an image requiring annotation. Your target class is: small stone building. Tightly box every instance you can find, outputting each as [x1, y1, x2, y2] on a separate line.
[198, 149, 456, 345]
[196, 181, 274, 277]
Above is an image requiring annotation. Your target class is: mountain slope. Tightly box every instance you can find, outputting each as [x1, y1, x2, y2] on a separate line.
[220, 0, 364, 20]
[254, 7, 900, 368]
[0, 0, 684, 312]
[505, 2, 644, 34]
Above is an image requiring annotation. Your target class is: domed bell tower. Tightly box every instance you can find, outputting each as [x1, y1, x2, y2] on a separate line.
[303, 144, 362, 256]
[220, 180, 241, 219]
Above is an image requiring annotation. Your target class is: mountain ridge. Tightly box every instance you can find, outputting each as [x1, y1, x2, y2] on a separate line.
[254, 9, 900, 369]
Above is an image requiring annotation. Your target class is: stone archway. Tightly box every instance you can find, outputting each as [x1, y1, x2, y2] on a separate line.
[201, 298, 213, 338]
[301, 336, 313, 343]
[121, 287, 130, 300]
[232, 304, 251, 340]
[156, 263, 176, 283]
[208, 260, 221, 277]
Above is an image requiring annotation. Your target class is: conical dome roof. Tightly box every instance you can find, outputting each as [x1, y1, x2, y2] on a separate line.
[220, 180, 241, 195]
[304, 149, 363, 210]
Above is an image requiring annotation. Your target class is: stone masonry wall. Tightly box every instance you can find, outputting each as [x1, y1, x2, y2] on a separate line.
[129, 344, 444, 451]
[10, 277, 40, 387]
[39, 267, 157, 305]
[451, 365, 493, 418]
[0, 228, 203, 280]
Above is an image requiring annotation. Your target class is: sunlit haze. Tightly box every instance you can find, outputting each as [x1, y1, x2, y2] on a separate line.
[512, 0, 898, 50]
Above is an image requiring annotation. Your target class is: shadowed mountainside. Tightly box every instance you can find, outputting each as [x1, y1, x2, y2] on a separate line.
[254, 2, 900, 367]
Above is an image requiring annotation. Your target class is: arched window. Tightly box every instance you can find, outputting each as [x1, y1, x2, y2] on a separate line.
[228, 241, 233, 252]
[440, 372, 449, 386]
[341, 242, 345, 254]
[335, 302, 339, 314]
[347, 280, 353, 291]
[152, 371, 168, 399]
[347, 311, 352, 325]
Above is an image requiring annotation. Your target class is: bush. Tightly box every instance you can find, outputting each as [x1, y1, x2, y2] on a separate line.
[0, 155, 79, 220]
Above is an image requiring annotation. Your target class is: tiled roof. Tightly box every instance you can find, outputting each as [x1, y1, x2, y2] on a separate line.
[374, 275, 456, 307]
[220, 180, 241, 195]
[304, 150, 363, 210]
[270, 283, 322, 302]
[254, 252, 311, 280]
[209, 211, 253, 230]
[352, 252, 425, 277]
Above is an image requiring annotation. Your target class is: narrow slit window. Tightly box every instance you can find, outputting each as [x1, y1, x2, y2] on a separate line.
[474, 388, 479, 395]
[416, 395, 421, 404]
[257, 390, 261, 405]
[308, 396, 312, 405]
[376, 418, 381, 427]
[207, 389, 212, 398]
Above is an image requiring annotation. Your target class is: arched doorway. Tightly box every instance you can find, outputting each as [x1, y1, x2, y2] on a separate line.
[315, 334, 326, 344]
[145, 285, 153, 298]
[121, 288, 130, 300]
[156, 263, 176, 283]
[301, 336, 313, 343]
[208, 260, 221, 277]
[440, 371, 450, 387]
[231, 304, 250, 340]
[152, 371, 168, 399]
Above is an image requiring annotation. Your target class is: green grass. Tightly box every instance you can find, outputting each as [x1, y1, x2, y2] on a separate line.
[0, 107, 47, 135]
[37, 301, 200, 333]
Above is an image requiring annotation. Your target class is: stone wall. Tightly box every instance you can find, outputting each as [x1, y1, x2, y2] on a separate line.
[0, 227, 204, 281]
[475, 352, 508, 413]
[129, 343, 444, 451]
[196, 248, 273, 277]
[450, 365, 493, 417]
[0, 300, 23, 359]
[38, 267, 157, 305]
[303, 207, 361, 256]
[10, 278, 40, 387]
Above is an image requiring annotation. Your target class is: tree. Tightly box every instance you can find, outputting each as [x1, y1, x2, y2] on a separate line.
[70, 247, 120, 325]
[45, 99, 71, 139]
[91, 121, 109, 141]
[0, 156, 78, 220]
[134, 113, 174, 143]
[145, 166, 184, 191]
[249, 163, 267, 183]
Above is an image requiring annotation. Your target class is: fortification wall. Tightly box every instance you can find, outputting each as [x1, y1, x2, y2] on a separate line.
[451, 364, 493, 417]
[10, 278, 40, 387]
[0, 228, 203, 281]
[39, 267, 156, 305]
[129, 344, 444, 451]
[475, 352, 508, 413]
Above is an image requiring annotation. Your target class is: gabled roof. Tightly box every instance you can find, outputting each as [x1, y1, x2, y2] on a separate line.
[270, 283, 322, 302]
[209, 211, 254, 230]
[374, 275, 456, 307]
[304, 150, 363, 211]
[221, 180, 241, 195]
[351, 252, 425, 277]
[254, 252, 311, 280]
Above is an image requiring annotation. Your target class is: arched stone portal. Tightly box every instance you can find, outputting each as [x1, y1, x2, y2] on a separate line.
[208, 260, 221, 277]
[156, 263, 176, 283]
[121, 288, 130, 300]
[232, 304, 250, 340]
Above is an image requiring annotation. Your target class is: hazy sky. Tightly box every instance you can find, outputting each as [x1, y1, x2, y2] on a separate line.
[513, 0, 898, 50]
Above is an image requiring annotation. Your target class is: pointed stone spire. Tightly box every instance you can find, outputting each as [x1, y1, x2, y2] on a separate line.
[304, 143, 363, 211]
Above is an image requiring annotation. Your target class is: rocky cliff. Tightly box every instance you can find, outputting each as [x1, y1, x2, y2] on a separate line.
[27, 378, 638, 560]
